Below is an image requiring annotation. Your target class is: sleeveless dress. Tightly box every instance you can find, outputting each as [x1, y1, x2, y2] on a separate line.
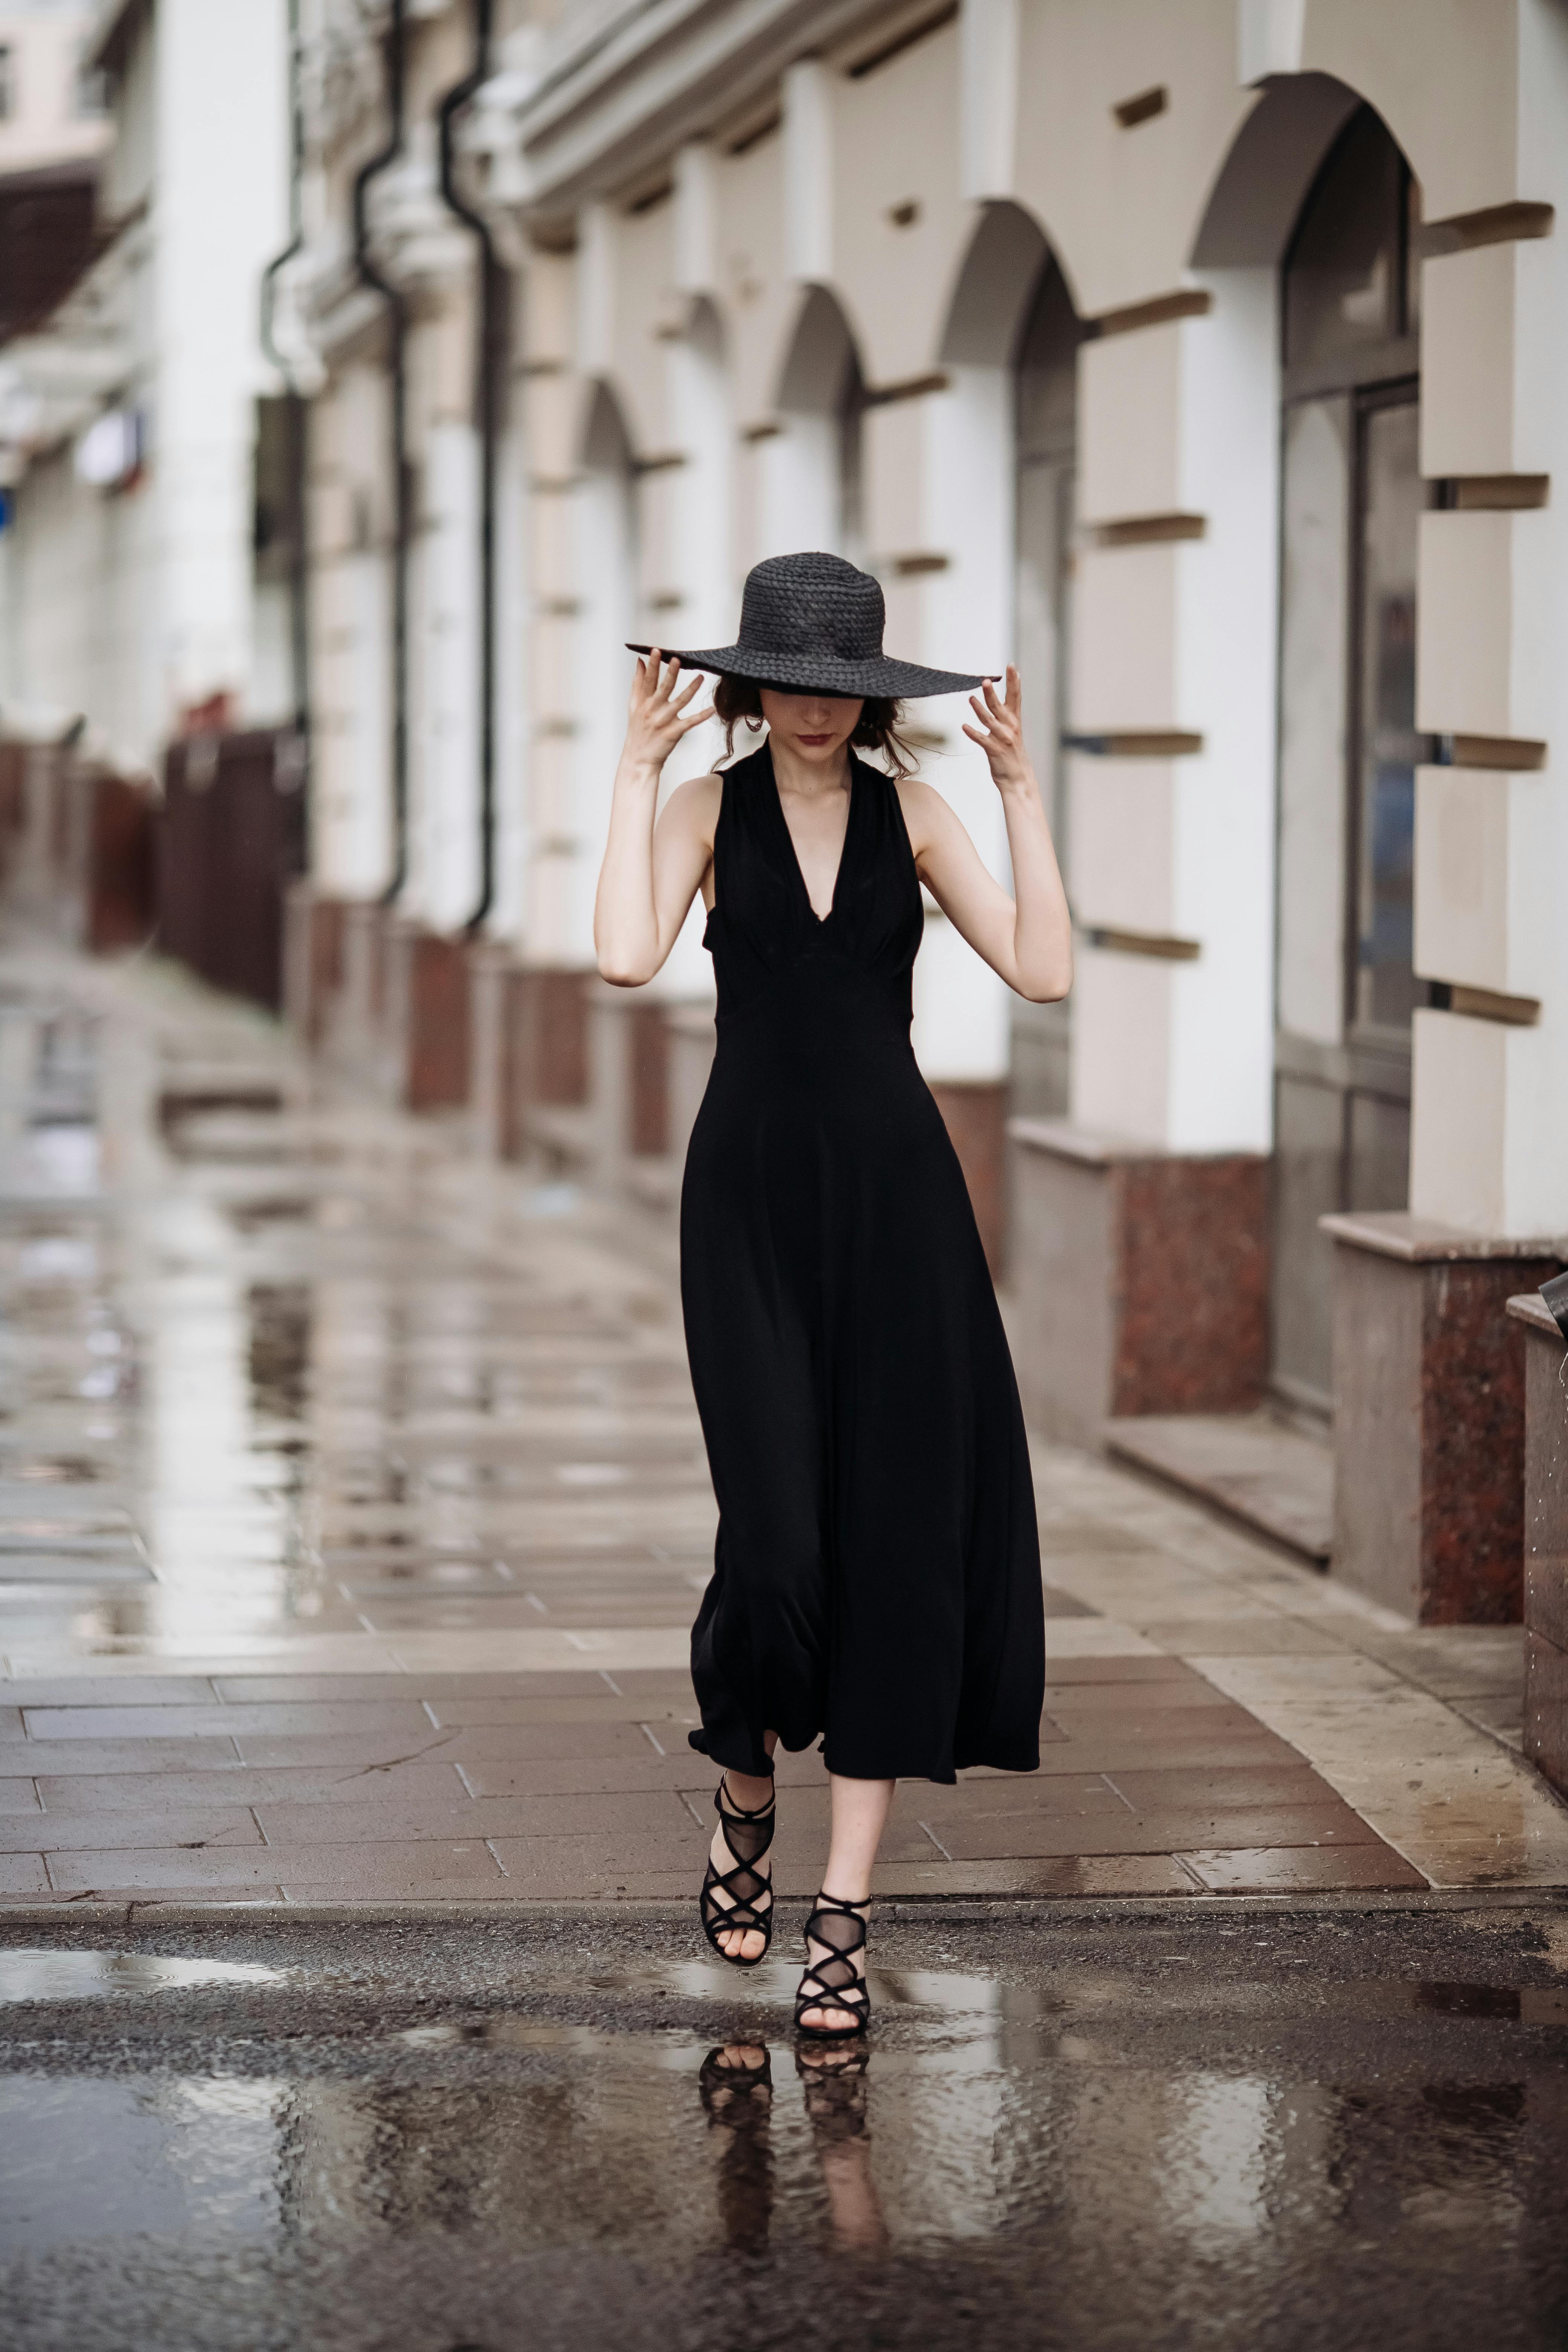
[680, 743, 1045, 1785]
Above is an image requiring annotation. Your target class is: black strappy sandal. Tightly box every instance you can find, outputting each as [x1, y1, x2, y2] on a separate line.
[794, 1891, 871, 2040]
[699, 1778, 776, 1967]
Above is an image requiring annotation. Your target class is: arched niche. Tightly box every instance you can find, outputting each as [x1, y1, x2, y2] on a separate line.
[1190, 72, 1366, 269]
[937, 203, 1086, 1121]
[938, 200, 1078, 369]
[571, 378, 641, 955]
[769, 285, 867, 561]
[579, 376, 637, 476]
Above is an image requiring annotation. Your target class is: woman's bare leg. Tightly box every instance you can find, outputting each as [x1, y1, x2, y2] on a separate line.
[710, 1733, 777, 1961]
[799, 1773, 894, 2032]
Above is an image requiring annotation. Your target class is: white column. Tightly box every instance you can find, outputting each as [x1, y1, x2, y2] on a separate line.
[154, 0, 288, 729]
[1406, 0, 1568, 1234]
[1069, 273, 1278, 1152]
[908, 369, 1013, 1085]
[414, 417, 481, 931]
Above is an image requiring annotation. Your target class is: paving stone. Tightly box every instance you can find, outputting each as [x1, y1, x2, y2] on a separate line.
[0, 1851, 49, 1893]
[0, 1706, 23, 1741]
[1, 1805, 262, 1853]
[1178, 1844, 1429, 1892]
[34, 1762, 472, 1811]
[0, 1677, 220, 1706]
[208, 1672, 624, 1703]
[44, 1840, 507, 1892]
[0, 1737, 244, 1776]
[23, 1701, 437, 1740]
[251, 1790, 694, 1845]
[921, 1804, 1381, 1863]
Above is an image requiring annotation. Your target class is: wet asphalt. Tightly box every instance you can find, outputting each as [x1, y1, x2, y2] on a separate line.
[3, 1900, 1568, 2352]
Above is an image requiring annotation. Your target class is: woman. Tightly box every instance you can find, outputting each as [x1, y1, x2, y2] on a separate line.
[594, 551, 1072, 2037]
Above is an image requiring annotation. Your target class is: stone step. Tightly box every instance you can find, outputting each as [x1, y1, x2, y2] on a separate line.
[1103, 1410, 1334, 1567]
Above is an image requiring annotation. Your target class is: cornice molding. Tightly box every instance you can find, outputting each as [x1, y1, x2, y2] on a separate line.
[473, 0, 928, 221]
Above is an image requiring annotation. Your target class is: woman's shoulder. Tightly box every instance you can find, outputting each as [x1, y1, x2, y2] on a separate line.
[662, 768, 725, 841]
[888, 767, 950, 852]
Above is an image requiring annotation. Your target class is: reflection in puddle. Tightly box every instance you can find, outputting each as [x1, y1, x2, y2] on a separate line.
[1, 1946, 1567, 2346]
[0, 1950, 289, 2003]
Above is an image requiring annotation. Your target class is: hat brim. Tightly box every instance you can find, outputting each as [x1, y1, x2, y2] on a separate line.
[625, 643, 995, 700]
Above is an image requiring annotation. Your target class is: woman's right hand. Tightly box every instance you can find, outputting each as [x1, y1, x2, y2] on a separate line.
[622, 651, 713, 775]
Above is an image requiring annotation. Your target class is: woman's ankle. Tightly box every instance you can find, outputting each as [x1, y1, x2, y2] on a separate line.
[723, 1768, 775, 1814]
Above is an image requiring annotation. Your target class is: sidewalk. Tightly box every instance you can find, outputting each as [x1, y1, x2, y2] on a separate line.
[2, 946, 1566, 1909]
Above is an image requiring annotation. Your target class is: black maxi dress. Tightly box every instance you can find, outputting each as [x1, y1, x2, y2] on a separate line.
[680, 743, 1045, 1785]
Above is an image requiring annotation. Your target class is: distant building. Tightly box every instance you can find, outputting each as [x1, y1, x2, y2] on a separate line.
[0, 0, 291, 769]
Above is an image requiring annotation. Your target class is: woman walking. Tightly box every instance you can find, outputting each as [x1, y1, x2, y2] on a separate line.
[594, 552, 1072, 2037]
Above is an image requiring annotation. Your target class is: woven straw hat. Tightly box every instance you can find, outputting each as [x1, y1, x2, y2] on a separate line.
[628, 550, 991, 699]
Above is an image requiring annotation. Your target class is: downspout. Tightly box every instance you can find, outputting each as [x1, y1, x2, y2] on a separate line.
[352, 0, 410, 905]
[259, 0, 309, 758]
[436, 0, 500, 933]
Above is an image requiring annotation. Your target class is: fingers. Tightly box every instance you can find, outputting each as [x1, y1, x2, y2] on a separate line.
[679, 702, 715, 734]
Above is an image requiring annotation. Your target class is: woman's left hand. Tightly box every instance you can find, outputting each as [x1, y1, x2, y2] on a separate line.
[962, 666, 1034, 798]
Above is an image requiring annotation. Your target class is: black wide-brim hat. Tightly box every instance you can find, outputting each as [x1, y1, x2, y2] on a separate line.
[628, 550, 992, 699]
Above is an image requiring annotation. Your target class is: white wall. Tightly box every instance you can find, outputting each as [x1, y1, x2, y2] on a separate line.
[155, 0, 289, 727]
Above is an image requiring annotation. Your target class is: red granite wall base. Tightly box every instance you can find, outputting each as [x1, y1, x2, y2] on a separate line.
[1515, 1301, 1568, 1792]
[1008, 1120, 1269, 1447]
[86, 769, 157, 953]
[1331, 1229, 1563, 1624]
[1112, 1153, 1270, 1417]
[283, 885, 347, 1045]
[511, 967, 592, 1150]
[930, 1081, 1006, 1277]
[384, 923, 471, 1112]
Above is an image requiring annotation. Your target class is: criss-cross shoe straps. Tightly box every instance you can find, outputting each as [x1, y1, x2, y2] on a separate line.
[795, 1891, 871, 2035]
[700, 1778, 776, 1961]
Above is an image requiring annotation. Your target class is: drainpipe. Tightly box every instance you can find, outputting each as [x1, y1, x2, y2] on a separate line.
[352, 0, 410, 905]
[436, 0, 501, 934]
[259, 0, 310, 760]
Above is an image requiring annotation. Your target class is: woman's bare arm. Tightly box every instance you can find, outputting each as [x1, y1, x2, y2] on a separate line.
[594, 654, 721, 987]
[897, 667, 1073, 1004]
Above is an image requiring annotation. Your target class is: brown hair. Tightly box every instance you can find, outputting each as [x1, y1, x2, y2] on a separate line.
[711, 674, 917, 777]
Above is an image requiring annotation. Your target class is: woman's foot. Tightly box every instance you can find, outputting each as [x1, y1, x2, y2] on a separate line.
[795, 1891, 871, 2037]
[700, 1776, 775, 1965]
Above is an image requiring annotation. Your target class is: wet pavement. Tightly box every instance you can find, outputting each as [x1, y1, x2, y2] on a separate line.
[3, 951, 1568, 2345]
[0, 943, 1566, 1909]
[3, 1906, 1568, 2349]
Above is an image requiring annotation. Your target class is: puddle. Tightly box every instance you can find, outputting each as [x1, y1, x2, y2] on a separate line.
[2, 1943, 1567, 2350]
[0, 1951, 288, 2003]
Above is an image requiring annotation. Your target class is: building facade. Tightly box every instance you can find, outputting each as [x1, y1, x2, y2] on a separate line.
[0, 0, 290, 769]
[7, 0, 1568, 1628]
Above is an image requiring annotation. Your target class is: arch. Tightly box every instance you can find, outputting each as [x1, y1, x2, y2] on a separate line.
[579, 375, 636, 474]
[687, 292, 725, 368]
[775, 283, 864, 416]
[939, 201, 1075, 369]
[761, 286, 867, 564]
[1190, 72, 1367, 269]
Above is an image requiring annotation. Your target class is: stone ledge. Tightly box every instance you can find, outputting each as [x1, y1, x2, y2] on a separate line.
[1321, 1210, 1568, 1263]
[1508, 1291, 1565, 1338]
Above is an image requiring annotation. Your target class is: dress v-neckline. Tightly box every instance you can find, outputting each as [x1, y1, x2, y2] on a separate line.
[768, 750, 855, 927]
